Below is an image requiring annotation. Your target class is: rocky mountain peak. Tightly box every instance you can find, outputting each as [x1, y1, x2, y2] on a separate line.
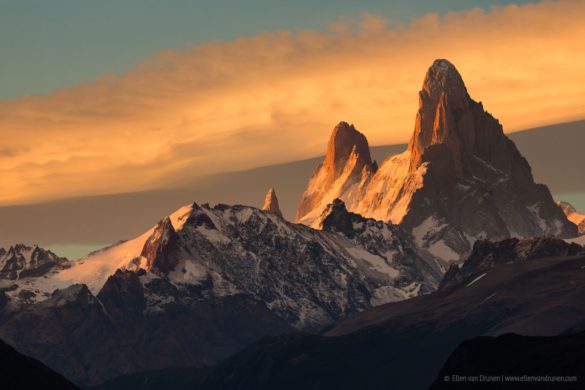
[140, 217, 179, 275]
[296, 122, 375, 223]
[557, 200, 585, 235]
[558, 201, 578, 215]
[262, 187, 283, 218]
[319, 198, 384, 237]
[319, 199, 356, 237]
[407, 58, 525, 178]
[408, 59, 473, 173]
[439, 237, 584, 290]
[324, 121, 374, 180]
[96, 269, 146, 323]
[48, 284, 97, 307]
[422, 59, 468, 99]
[0, 244, 70, 280]
[296, 58, 577, 259]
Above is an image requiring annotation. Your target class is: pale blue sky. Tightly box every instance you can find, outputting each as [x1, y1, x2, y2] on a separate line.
[1, 0, 536, 99]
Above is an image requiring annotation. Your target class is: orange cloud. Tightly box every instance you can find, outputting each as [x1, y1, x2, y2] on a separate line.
[1, 0, 584, 205]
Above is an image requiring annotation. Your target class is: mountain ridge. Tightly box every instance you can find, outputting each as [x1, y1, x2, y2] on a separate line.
[297, 59, 577, 261]
[0, 199, 442, 385]
[0, 59, 583, 388]
[183, 238, 585, 390]
[1, 120, 584, 254]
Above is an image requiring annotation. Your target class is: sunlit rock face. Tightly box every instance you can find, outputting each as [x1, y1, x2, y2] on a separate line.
[262, 187, 284, 219]
[557, 200, 585, 236]
[296, 121, 377, 225]
[140, 216, 180, 275]
[297, 59, 577, 261]
[408, 59, 472, 174]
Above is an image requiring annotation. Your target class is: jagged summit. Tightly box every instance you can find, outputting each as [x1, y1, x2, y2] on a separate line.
[409, 59, 470, 172]
[262, 187, 283, 218]
[324, 122, 373, 179]
[0, 244, 70, 280]
[139, 216, 179, 275]
[407, 59, 523, 177]
[296, 122, 375, 223]
[0, 199, 443, 385]
[422, 59, 467, 98]
[296, 58, 577, 259]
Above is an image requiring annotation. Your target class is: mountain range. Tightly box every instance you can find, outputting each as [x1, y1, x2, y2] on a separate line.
[0, 197, 443, 385]
[0, 59, 583, 388]
[1, 120, 584, 254]
[94, 236, 585, 390]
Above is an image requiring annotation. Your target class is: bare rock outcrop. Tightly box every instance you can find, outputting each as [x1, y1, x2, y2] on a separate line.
[296, 122, 376, 224]
[296, 59, 577, 260]
[262, 188, 284, 219]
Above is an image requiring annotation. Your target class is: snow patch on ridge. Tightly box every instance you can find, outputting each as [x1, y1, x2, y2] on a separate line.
[413, 217, 443, 247]
[352, 151, 427, 224]
[411, 217, 460, 262]
[427, 240, 460, 262]
[300, 150, 429, 229]
[568, 235, 585, 246]
[466, 272, 487, 287]
[169, 204, 193, 231]
[346, 247, 400, 278]
[169, 258, 208, 285]
[371, 282, 421, 306]
[52, 228, 155, 293]
[299, 150, 370, 228]
[528, 203, 547, 233]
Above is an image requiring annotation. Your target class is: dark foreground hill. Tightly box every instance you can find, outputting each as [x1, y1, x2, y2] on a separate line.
[96, 238, 585, 390]
[0, 338, 78, 389]
[431, 331, 585, 390]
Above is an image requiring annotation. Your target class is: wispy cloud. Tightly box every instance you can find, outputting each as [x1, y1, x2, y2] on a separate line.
[1, 0, 584, 205]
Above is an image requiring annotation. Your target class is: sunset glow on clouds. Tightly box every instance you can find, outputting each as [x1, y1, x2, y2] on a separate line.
[1, 0, 584, 205]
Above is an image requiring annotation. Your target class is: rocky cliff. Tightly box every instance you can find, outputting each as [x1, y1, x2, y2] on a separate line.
[297, 59, 577, 260]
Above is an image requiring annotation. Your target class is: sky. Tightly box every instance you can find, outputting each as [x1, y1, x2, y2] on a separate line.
[1, 0, 584, 207]
[1, 0, 537, 100]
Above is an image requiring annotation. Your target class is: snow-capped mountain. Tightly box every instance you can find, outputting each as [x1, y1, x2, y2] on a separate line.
[0, 245, 71, 308]
[1, 197, 443, 321]
[0, 244, 69, 280]
[103, 201, 438, 328]
[297, 59, 577, 259]
[1, 58, 579, 387]
[191, 237, 585, 390]
[558, 200, 585, 236]
[0, 201, 442, 385]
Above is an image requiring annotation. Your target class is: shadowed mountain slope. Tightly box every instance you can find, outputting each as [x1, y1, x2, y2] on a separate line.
[0, 337, 78, 389]
[431, 332, 585, 389]
[95, 238, 585, 390]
